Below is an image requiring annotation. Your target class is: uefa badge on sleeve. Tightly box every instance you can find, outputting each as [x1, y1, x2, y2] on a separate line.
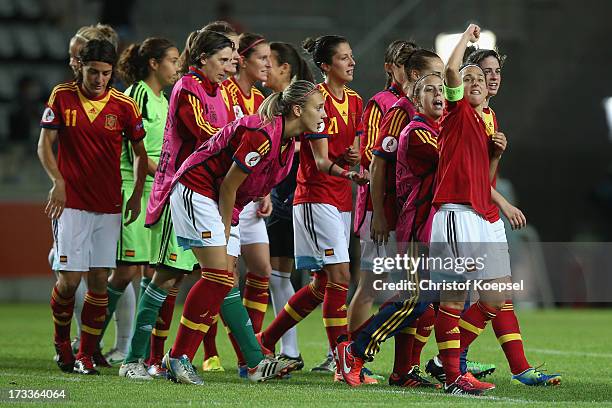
[42, 107, 55, 123]
[382, 136, 398, 153]
[245, 152, 262, 167]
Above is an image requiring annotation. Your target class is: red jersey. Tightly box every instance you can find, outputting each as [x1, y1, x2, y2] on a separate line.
[222, 76, 265, 119]
[41, 82, 144, 213]
[482, 106, 500, 220]
[294, 83, 363, 212]
[354, 83, 404, 231]
[432, 97, 498, 222]
[369, 96, 416, 230]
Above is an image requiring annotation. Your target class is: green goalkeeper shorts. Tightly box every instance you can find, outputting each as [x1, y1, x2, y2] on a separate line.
[149, 203, 199, 273]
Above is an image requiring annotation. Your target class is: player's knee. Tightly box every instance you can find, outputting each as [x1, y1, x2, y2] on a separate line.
[440, 300, 465, 310]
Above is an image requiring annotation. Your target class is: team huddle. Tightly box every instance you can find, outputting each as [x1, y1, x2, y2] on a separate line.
[37, 20, 561, 396]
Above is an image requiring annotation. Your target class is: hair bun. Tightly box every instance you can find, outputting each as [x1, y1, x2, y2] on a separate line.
[301, 37, 317, 54]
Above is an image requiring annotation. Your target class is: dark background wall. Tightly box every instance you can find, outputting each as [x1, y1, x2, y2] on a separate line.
[2, 0, 611, 242]
[128, 0, 612, 241]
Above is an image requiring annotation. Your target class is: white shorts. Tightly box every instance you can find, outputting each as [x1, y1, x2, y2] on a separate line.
[52, 208, 121, 271]
[293, 203, 351, 270]
[227, 225, 241, 258]
[170, 183, 231, 251]
[429, 204, 511, 281]
[358, 210, 397, 271]
[239, 201, 269, 245]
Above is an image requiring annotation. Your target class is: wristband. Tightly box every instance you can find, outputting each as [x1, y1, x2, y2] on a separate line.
[443, 84, 464, 102]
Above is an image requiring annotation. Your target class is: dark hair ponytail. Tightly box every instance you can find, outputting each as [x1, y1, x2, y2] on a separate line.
[383, 40, 416, 88]
[117, 37, 176, 86]
[302, 35, 348, 73]
[270, 42, 314, 83]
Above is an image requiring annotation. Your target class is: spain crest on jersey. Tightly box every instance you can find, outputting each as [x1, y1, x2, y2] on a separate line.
[104, 114, 118, 130]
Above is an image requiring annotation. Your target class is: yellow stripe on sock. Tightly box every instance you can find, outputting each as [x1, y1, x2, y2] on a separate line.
[180, 316, 210, 333]
[152, 328, 169, 337]
[243, 299, 268, 313]
[246, 280, 269, 290]
[284, 304, 304, 322]
[52, 316, 71, 326]
[440, 308, 460, 319]
[498, 333, 522, 345]
[459, 319, 485, 335]
[51, 291, 73, 305]
[414, 333, 430, 343]
[400, 327, 417, 335]
[323, 317, 347, 327]
[81, 324, 102, 336]
[437, 340, 460, 350]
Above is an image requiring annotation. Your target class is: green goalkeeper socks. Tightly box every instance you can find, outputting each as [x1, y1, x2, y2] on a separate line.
[125, 282, 167, 363]
[220, 287, 264, 368]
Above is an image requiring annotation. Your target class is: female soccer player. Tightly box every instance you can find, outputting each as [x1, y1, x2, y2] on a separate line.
[459, 47, 561, 387]
[335, 73, 445, 388]
[61, 24, 132, 365]
[368, 46, 443, 380]
[225, 33, 274, 334]
[428, 24, 511, 395]
[349, 39, 412, 342]
[99, 37, 179, 378]
[257, 35, 368, 381]
[162, 80, 326, 385]
[262, 41, 314, 369]
[118, 30, 235, 380]
[39, 39, 148, 375]
[199, 32, 272, 374]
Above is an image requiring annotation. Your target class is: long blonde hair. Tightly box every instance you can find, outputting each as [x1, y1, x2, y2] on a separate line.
[258, 80, 319, 124]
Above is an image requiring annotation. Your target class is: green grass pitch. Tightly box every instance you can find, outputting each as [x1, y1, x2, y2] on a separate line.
[1, 304, 611, 407]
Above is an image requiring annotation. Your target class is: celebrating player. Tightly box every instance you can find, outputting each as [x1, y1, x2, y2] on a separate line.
[448, 46, 560, 387]
[335, 73, 445, 388]
[39, 39, 148, 375]
[162, 80, 326, 385]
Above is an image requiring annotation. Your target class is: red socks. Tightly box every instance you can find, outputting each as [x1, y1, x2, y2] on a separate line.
[435, 306, 462, 385]
[459, 300, 497, 350]
[322, 282, 349, 349]
[261, 271, 327, 351]
[147, 286, 178, 365]
[50, 285, 74, 344]
[393, 326, 415, 375]
[492, 301, 530, 374]
[410, 304, 436, 366]
[171, 268, 233, 359]
[243, 273, 269, 333]
[77, 291, 108, 359]
[202, 319, 219, 361]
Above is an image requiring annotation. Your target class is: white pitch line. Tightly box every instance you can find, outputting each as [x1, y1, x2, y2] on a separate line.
[4, 372, 83, 382]
[526, 348, 612, 359]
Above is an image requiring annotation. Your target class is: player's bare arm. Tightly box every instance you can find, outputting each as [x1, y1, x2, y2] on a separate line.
[491, 187, 526, 230]
[124, 139, 148, 226]
[446, 24, 481, 88]
[311, 138, 369, 184]
[369, 155, 389, 245]
[37, 128, 65, 219]
[219, 163, 249, 240]
[489, 131, 507, 180]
